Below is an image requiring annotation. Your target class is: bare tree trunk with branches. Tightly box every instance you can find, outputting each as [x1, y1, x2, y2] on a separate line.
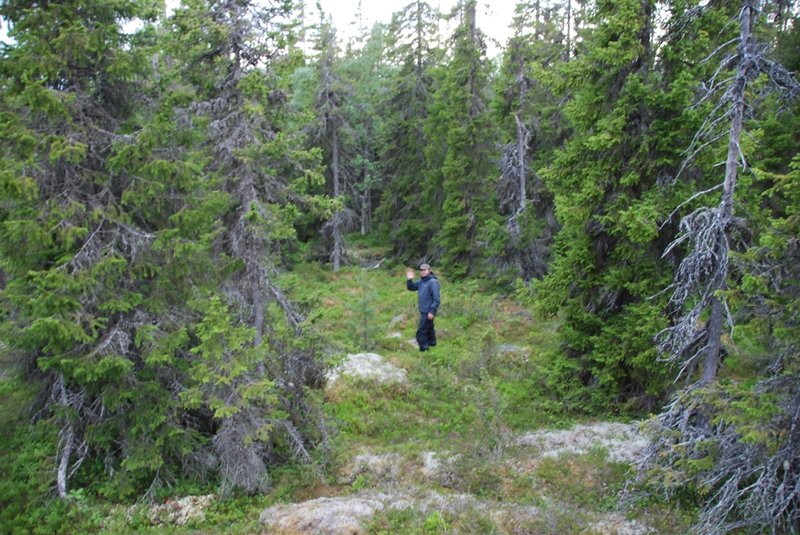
[702, 2, 750, 383]
[56, 375, 74, 499]
[331, 125, 343, 272]
[659, 1, 756, 383]
[360, 180, 371, 236]
[514, 113, 528, 215]
[637, 2, 800, 531]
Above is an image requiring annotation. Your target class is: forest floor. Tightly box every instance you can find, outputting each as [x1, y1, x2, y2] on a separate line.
[200, 254, 691, 534]
[5, 245, 696, 534]
[240, 258, 689, 534]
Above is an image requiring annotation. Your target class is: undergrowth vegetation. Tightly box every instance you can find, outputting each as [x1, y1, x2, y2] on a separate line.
[0, 254, 696, 533]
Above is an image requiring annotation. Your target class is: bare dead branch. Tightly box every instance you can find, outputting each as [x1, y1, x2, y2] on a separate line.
[659, 184, 724, 231]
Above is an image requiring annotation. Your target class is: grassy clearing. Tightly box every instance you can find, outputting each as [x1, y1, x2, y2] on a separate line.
[279, 262, 567, 454]
[271, 260, 695, 532]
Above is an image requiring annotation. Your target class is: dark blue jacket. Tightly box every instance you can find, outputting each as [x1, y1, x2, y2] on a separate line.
[407, 273, 441, 316]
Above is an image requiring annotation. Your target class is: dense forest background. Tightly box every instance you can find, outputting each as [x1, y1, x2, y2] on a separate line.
[0, 0, 798, 533]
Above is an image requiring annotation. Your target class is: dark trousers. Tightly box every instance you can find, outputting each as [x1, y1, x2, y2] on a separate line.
[416, 314, 436, 351]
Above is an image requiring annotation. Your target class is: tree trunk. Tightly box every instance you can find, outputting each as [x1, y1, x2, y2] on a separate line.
[332, 124, 340, 199]
[360, 163, 370, 235]
[514, 113, 527, 215]
[703, 295, 725, 382]
[565, 0, 572, 60]
[56, 375, 73, 499]
[721, 2, 749, 224]
[702, 1, 751, 383]
[361, 184, 371, 235]
[415, 0, 424, 73]
[57, 423, 74, 499]
[253, 281, 266, 376]
[331, 124, 342, 272]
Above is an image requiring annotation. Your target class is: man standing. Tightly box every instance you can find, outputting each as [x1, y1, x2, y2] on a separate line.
[406, 263, 441, 351]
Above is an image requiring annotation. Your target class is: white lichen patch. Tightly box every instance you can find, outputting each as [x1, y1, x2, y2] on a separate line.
[496, 343, 531, 355]
[145, 494, 214, 526]
[325, 353, 408, 387]
[419, 451, 461, 487]
[515, 421, 647, 463]
[589, 512, 656, 534]
[341, 452, 403, 484]
[258, 479, 655, 534]
[260, 495, 387, 534]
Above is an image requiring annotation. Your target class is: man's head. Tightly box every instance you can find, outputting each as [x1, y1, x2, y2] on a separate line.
[419, 263, 431, 275]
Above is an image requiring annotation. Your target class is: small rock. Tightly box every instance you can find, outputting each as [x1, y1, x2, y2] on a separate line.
[388, 314, 407, 328]
[590, 512, 655, 534]
[421, 451, 441, 477]
[420, 451, 460, 487]
[342, 452, 403, 483]
[417, 490, 487, 515]
[497, 344, 530, 355]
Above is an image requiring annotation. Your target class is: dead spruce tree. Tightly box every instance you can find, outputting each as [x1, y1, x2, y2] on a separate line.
[495, 2, 562, 281]
[637, 1, 800, 532]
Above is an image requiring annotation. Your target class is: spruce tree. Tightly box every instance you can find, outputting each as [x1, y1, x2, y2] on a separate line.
[637, 2, 800, 531]
[340, 22, 390, 237]
[426, 0, 498, 278]
[534, 0, 681, 410]
[374, 0, 442, 260]
[310, 8, 354, 271]
[161, 0, 325, 493]
[0, 0, 327, 499]
[0, 0, 201, 498]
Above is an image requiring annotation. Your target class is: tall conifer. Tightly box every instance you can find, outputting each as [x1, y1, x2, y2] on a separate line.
[535, 0, 677, 409]
[493, 1, 565, 281]
[374, 0, 442, 260]
[0, 0, 326, 498]
[0, 0, 197, 498]
[311, 8, 354, 271]
[638, 2, 800, 530]
[426, 0, 498, 277]
[341, 23, 390, 236]
[161, 0, 325, 493]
